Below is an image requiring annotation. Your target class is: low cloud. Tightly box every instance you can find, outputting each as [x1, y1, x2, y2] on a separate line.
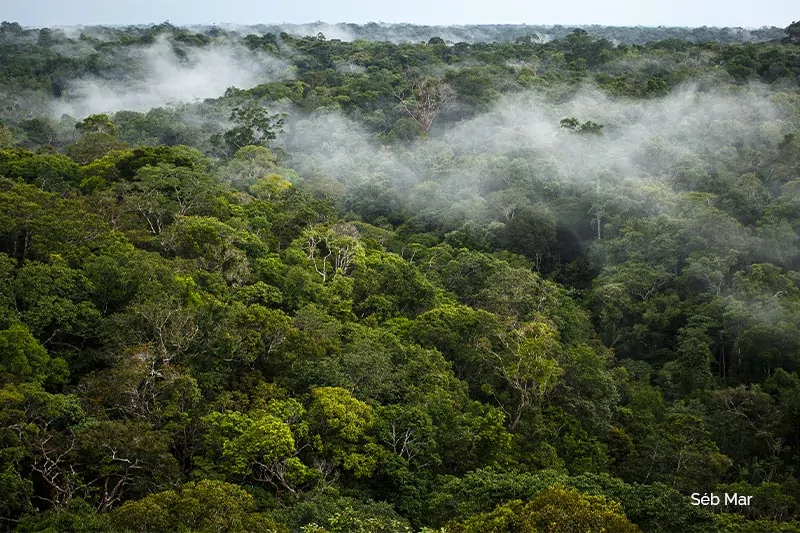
[52, 35, 293, 118]
[277, 83, 789, 229]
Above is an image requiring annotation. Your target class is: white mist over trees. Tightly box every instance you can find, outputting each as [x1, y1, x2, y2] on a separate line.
[0, 19, 800, 533]
[50, 34, 294, 117]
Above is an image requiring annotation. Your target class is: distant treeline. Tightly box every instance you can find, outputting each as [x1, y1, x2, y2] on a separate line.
[1, 19, 788, 45]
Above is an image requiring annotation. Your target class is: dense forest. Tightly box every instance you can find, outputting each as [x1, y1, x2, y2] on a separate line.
[183, 23, 788, 46]
[1, 17, 800, 532]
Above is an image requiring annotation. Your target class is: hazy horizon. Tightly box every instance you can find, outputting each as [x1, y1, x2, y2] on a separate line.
[4, 0, 796, 29]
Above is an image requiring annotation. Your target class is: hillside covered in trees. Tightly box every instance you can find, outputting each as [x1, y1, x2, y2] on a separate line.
[1, 18, 800, 532]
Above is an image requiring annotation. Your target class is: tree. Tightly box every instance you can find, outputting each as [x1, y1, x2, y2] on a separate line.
[0, 182, 121, 263]
[560, 117, 604, 135]
[19, 118, 59, 148]
[494, 205, 557, 271]
[300, 324, 403, 403]
[0, 122, 14, 148]
[220, 303, 295, 366]
[660, 410, 733, 491]
[298, 224, 365, 284]
[219, 103, 285, 155]
[302, 505, 414, 533]
[73, 420, 180, 512]
[476, 265, 559, 322]
[0, 382, 85, 519]
[479, 318, 564, 431]
[221, 145, 279, 191]
[0, 149, 82, 192]
[11, 259, 102, 349]
[412, 304, 498, 382]
[0, 323, 68, 386]
[75, 114, 118, 137]
[110, 480, 286, 532]
[118, 163, 220, 236]
[445, 485, 641, 533]
[201, 406, 311, 495]
[522, 484, 641, 533]
[159, 216, 252, 282]
[783, 21, 800, 44]
[66, 135, 128, 166]
[250, 173, 293, 200]
[308, 387, 379, 478]
[352, 250, 436, 319]
[393, 75, 454, 132]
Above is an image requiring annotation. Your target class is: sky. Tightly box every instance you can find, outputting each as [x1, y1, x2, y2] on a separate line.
[3, 0, 796, 28]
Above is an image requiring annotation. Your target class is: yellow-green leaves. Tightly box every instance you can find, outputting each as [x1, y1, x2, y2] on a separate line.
[480, 317, 564, 431]
[0, 323, 68, 387]
[203, 409, 297, 480]
[445, 485, 640, 533]
[309, 387, 378, 478]
[298, 224, 366, 284]
[251, 173, 293, 200]
[111, 480, 286, 533]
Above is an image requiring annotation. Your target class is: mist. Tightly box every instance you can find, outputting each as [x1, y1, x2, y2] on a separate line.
[51, 35, 294, 118]
[272, 81, 797, 330]
[278, 83, 787, 210]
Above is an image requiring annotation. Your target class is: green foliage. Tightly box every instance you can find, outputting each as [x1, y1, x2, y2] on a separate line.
[110, 480, 286, 532]
[66, 133, 129, 166]
[0, 123, 15, 148]
[445, 484, 641, 533]
[560, 117, 605, 135]
[309, 386, 379, 477]
[785, 21, 800, 44]
[522, 484, 641, 532]
[15, 498, 112, 532]
[0, 20, 799, 533]
[75, 114, 118, 137]
[0, 323, 68, 386]
[0, 149, 81, 191]
[217, 103, 285, 156]
[200, 407, 310, 493]
[275, 494, 412, 533]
